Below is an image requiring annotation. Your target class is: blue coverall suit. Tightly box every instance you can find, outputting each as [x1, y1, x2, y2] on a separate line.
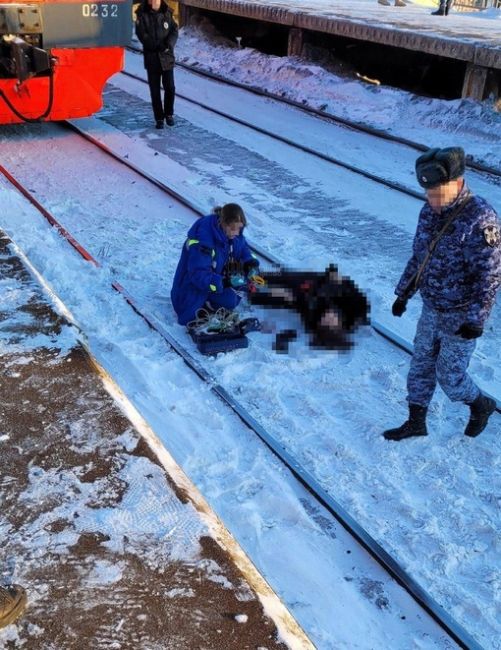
[395, 186, 501, 407]
[171, 213, 256, 326]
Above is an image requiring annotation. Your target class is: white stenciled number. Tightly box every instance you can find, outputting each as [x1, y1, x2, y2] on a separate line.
[82, 4, 119, 18]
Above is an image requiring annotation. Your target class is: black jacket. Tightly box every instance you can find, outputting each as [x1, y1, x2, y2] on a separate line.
[135, 1, 178, 71]
[249, 266, 370, 350]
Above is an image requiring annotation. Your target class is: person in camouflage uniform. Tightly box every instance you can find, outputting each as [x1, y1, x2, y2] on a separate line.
[383, 147, 501, 441]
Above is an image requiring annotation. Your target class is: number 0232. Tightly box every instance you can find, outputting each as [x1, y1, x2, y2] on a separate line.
[82, 4, 119, 18]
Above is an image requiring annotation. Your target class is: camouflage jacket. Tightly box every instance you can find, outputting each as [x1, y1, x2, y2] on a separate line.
[396, 185, 501, 327]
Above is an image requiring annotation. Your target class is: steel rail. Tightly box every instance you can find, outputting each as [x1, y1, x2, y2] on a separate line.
[174, 59, 501, 180]
[118, 60, 501, 411]
[120, 68, 424, 201]
[67, 120, 501, 415]
[178, 61, 501, 174]
[127, 43, 501, 181]
[0, 156, 488, 650]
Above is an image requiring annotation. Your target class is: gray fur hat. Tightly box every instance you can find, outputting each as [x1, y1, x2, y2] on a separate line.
[415, 147, 465, 189]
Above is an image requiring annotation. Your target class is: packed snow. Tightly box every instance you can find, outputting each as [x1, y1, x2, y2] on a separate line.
[176, 4, 501, 169]
[1, 4, 501, 649]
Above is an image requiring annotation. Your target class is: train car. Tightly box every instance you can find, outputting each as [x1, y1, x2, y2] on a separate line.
[0, 0, 132, 123]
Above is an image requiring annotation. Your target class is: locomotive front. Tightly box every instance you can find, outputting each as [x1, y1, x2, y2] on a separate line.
[0, 0, 132, 123]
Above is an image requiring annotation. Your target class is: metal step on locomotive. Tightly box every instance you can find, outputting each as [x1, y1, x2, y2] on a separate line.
[0, 0, 132, 123]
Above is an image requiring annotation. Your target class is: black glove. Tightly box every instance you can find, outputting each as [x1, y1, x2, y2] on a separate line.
[392, 297, 407, 317]
[243, 259, 260, 275]
[455, 323, 483, 340]
[222, 276, 232, 289]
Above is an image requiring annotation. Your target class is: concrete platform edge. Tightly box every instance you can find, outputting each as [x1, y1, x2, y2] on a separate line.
[6, 233, 316, 650]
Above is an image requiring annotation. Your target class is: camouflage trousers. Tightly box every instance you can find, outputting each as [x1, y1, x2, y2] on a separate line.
[407, 304, 481, 407]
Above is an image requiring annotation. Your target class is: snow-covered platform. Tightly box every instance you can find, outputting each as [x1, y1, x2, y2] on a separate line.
[0, 232, 312, 649]
[178, 0, 501, 98]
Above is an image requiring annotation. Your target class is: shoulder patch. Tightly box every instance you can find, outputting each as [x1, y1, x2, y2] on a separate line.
[483, 225, 501, 248]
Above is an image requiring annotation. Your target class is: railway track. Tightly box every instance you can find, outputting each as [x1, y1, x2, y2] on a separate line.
[65, 109, 501, 414]
[172, 59, 501, 179]
[114, 53, 501, 409]
[120, 65, 424, 201]
[127, 44, 501, 186]
[0, 142, 490, 649]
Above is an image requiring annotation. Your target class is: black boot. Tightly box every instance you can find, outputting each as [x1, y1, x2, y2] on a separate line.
[383, 404, 428, 441]
[431, 2, 446, 14]
[464, 394, 496, 437]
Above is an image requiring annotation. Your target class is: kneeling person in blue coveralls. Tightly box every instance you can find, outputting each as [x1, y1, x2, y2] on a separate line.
[384, 147, 501, 441]
[171, 203, 259, 326]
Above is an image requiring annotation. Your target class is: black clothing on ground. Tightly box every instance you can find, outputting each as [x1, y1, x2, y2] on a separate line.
[249, 265, 369, 350]
[273, 329, 298, 354]
[135, 0, 178, 122]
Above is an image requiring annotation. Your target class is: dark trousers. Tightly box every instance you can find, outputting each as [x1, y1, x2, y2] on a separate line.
[146, 68, 175, 121]
[436, 0, 454, 12]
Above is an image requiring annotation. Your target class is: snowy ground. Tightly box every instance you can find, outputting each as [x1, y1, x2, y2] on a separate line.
[176, 5, 501, 169]
[186, 0, 501, 41]
[0, 165, 458, 650]
[0, 236, 304, 649]
[1, 10, 501, 650]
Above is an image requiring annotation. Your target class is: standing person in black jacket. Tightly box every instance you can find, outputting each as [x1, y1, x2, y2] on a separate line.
[135, 0, 178, 129]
